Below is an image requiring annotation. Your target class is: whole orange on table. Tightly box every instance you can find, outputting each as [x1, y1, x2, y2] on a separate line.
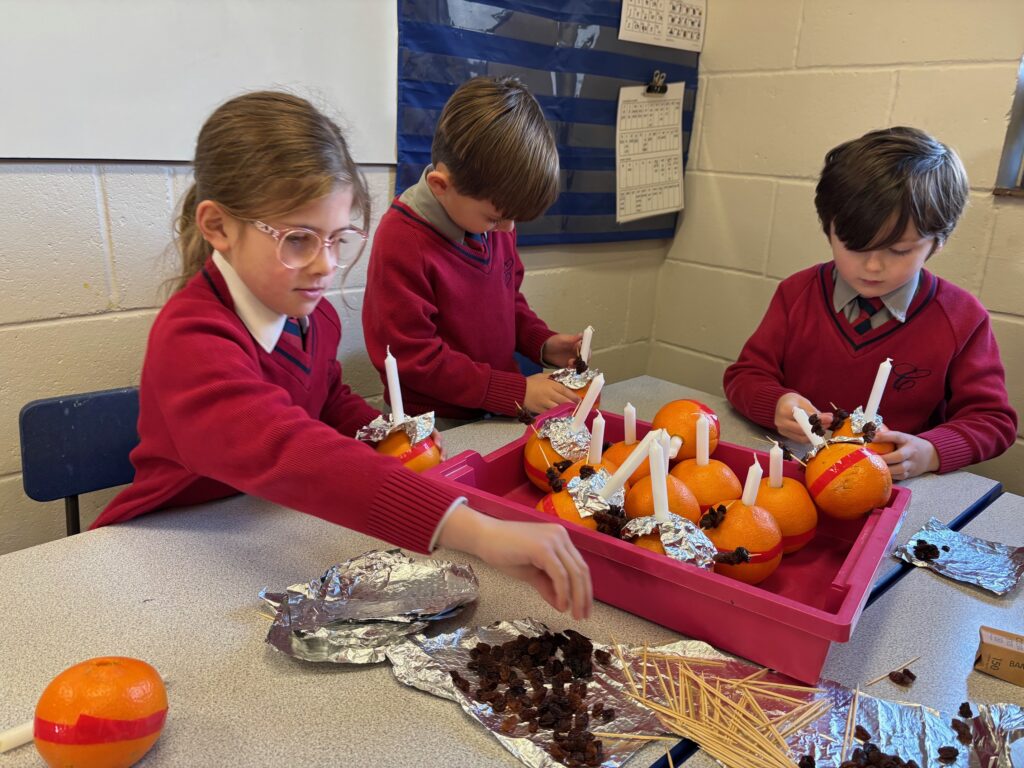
[670, 459, 742, 512]
[624, 474, 701, 525]
[755, 477, 818, 554]
[35, 656, 168, 768]
[700, 500, 783, 585]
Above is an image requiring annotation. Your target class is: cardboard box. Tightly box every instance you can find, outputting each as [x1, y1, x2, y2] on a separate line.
[974, 625, 1024, 687]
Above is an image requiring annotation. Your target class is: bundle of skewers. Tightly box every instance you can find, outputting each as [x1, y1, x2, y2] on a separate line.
[606, 644, 834, 768]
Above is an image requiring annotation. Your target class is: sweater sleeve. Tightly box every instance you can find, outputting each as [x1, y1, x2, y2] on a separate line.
[510, 241, 555, 363]
[722, 283, 798, 429]
[148, 309, 458, 553]
[917, 310, 1018, 473]
[364, 231, 526, 417]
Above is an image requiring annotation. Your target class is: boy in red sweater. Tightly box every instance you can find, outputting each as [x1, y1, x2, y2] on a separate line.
[363, 77, 582, 421]
[724, 127, 1016, 480]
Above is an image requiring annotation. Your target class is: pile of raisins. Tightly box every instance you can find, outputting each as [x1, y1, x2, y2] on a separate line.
[835, 724, 960, 767]
[449, 630, 615, 767]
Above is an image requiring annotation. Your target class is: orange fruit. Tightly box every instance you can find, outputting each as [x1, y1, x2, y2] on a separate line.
[536, 490, 598, 530]
[630, 531, 666, 555]
[651, 400, 720, 462]
[700, 501, 783, 585]
[523, 431, 566, 491]
[34, 656, 167, 768]
[831, 419, 896, 456]
[804, 443, 892, 520]
[755, 477, 818, 554]
[602, 441, 651, 487]
[376, 431, 442, 474]
[624, 474, 701, 524]
[670, 459, 742, 512]
[559, 457, 620, 485]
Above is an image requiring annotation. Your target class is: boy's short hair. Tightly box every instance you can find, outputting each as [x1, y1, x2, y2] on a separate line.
[814, 126, 968, 252]
[432, 76, 559, 222]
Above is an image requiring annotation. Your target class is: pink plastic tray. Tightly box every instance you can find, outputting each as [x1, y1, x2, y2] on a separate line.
[427, 406, 910, 683]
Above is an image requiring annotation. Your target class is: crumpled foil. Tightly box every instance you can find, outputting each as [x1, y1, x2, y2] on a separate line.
[566, 470, 624, 519]
[260, 550, 478, 663]
[538, 416, 591, 462]
[893, 517, 1024, 595]
[849, 405, 884, 434]
[355, 411, 435, 446]
[549, 366, 600, 392]
[387, 618, 668, 768]
[620, 515, 717, 569]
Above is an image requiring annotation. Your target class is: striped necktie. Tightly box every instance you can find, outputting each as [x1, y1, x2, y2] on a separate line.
[280, 316, 306, 352]
[851, 296, 885, 334]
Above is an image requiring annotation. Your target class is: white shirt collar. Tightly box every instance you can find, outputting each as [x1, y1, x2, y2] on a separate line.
[212, 251, 287, 353]
[831, 266, 919, 323]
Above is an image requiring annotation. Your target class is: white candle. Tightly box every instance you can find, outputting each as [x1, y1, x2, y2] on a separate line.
[599, 429, 657, 499]
[696, 414, 710, 467]
[649, 441, 670, 523]
[624, 402, 637, 445]
[792, 406, 825, 447]
[588, 412, 605, 465]
[658, 429, 672, 472]
[579, 325, 594, 364]
[668, 435, 683, 460]
[769, 441, 784, 488]
[385, 346, 405, 423]
[571, 373, 605, 432]
[864, 357, 893, 422]
[741, 456, 763, 506]
[0, 721, 33, 753]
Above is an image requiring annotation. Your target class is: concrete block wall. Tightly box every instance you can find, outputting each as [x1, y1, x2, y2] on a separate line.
[651, 0, 1024, 493]
[0, 163, 665, 554]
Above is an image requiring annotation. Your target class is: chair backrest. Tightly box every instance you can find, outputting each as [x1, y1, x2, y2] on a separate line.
[19, 387, 140, 533]
[514, 352, 543, 377]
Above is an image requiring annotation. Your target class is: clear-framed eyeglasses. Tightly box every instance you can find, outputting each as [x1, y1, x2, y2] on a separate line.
[249, 219, 367, 269]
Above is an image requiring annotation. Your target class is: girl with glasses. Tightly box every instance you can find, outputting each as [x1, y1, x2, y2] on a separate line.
[93, 91, 592, 621]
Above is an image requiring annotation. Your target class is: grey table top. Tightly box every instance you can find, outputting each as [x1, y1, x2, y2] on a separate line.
[1, 376, 1005, 768]
[684, 493, 1024, 768]
[0, 495, 684, 768]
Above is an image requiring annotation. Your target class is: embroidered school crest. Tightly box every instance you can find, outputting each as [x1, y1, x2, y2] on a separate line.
[503, 253, 514, 287]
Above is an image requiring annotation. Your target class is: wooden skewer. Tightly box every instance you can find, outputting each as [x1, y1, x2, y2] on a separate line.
[666, 746, 675, 768]
[591, 732, 676, 742]
[528, 423, 554, 468]
[742, 680, 826, 694]
[842, 687, 860, 759]
[864, 655, 921, 687]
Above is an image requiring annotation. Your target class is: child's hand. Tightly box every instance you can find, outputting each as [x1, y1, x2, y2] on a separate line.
[542, 333, 584, 368]
[875, 430, 939, 481]
[524, 373, 580, 413]
[437, 506, 593, 620]
[774, 392, 833, 442]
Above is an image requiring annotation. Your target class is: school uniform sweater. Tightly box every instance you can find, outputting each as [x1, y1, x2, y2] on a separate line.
[723, 263, 1017, 473]
[93, 258, 460, 553]
[362, 198, 555, 420]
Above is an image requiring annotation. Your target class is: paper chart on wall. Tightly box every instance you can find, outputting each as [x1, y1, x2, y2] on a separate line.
[615, 82, 685, 224]
[618, 0, 706, 52]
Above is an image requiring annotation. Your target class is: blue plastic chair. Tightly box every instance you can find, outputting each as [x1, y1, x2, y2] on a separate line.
[514, 352, 543, 376]
[19, 387, 140, 536]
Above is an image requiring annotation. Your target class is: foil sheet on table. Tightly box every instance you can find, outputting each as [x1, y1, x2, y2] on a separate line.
[893, 517, 1024, 596]
[260, 550, 478, 664]
[550, 366, 599, 392]
[620, 514, 717, 569]
[387, 618, 675, 768]
[355, 411, 435, 445]
[538, 416, 591, 462]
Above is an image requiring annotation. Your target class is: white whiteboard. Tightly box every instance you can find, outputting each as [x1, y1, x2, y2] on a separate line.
[0, 0, 397, 163]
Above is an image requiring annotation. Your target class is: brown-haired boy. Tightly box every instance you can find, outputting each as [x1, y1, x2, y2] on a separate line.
[724, 127, 1017, 480]
[363, 77, 581, 421]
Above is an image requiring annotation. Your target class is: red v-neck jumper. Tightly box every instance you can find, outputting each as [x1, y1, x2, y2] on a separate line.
[362, 200, 555, 420]
[93, 259, 459, 553]
[723, 264, 1017, 473]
